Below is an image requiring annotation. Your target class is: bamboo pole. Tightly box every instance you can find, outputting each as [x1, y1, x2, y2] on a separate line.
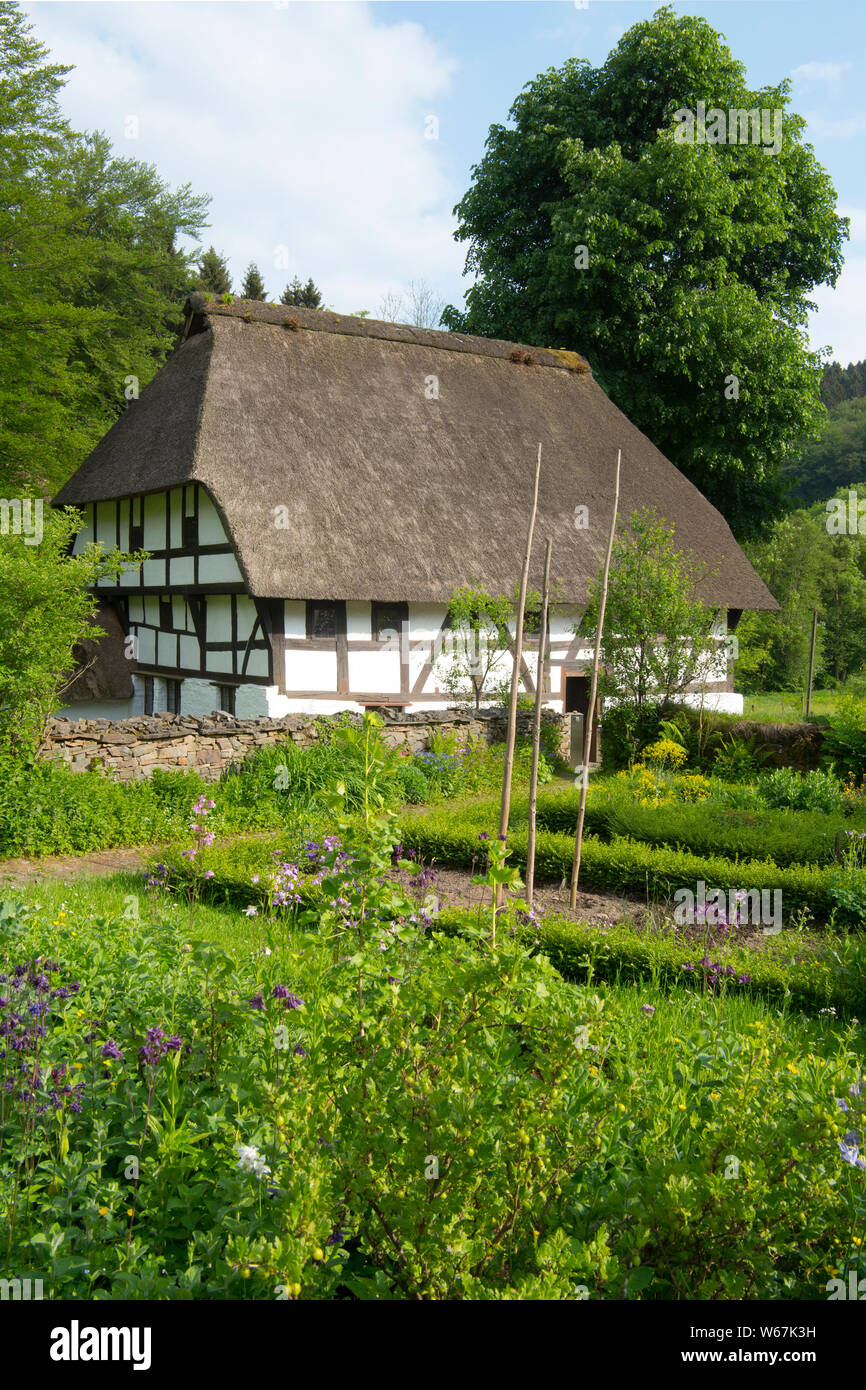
[569, 448, 621, 911]
[495, 443, 543, 919]
[805, 608, 817, 717]
[526, 537, 552, 909]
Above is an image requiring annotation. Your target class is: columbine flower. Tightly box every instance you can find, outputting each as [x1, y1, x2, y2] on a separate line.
[840, 1132, 866, 1169]
[101, 1039, 123, 1061]
[249, 993, 265, 1011]
[243, 905, 258, 917]
[236, 1143, 271, 1179]
[641, 1004, 655, 1017]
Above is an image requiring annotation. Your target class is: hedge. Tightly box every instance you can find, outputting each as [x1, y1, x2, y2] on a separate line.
[398, 814, 859, 923]
[434, 908, 866, 1018]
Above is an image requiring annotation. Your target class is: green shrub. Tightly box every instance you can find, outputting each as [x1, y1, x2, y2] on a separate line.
[760, 766, 844, 815]
[822, 697, 866, 779]
[0, 760, 198, 856]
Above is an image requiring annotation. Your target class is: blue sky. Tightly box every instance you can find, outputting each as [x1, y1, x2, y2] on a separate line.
[26, 0, 866, 363]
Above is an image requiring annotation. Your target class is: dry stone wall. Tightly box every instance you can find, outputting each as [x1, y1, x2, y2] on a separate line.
[39, 708, 572, 782]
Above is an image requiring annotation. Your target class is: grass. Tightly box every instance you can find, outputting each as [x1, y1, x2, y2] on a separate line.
[7, 872, 263, 955]
[742, 689, 850, 722]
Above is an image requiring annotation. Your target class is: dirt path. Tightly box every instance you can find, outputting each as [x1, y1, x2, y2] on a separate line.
[0, 846, 148, 885]
[0, 829, 283, 887]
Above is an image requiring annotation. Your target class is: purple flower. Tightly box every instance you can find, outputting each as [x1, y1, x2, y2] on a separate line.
[249, 993, 265, 1011]
[840, 1132, 866, 1169]
[101, 1039, 124, 1061]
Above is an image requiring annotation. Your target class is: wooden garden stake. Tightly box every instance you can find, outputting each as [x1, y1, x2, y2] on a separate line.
[495, 442, 543, 923]
[805, 608, 817, 717]
[569, 448, 621, 911]
[526, 537, 552, 909]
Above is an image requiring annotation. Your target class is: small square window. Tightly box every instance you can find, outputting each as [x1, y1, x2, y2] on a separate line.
[372, 601, 407, 645]
[307, 600, 340, 640]
[159, 598, 173, 632]
[182, 514, 197, 550]
[166, 679, 181, 715]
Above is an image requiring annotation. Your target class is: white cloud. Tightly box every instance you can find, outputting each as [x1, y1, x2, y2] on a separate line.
[27, 1, 463, 313]
[800, 111, 866, 141]
[791, 61, 852, 86]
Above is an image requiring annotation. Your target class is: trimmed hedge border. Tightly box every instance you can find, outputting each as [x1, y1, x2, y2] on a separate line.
[434, 908, 865, 1018]
[398, 816, 854, 923]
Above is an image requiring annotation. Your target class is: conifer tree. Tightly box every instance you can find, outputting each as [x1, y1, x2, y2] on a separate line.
[241, 262, 267, 300]
[194, 246, 232, 296]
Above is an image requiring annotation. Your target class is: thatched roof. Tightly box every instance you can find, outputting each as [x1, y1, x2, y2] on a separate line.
[53, 294, 777, 611]
[60, 602, 134, 703]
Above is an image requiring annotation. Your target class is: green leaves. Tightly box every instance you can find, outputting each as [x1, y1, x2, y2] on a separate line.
[444, 6, 846, 537]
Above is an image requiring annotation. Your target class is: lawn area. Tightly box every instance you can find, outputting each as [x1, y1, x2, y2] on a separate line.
[742, 689, 853, 722]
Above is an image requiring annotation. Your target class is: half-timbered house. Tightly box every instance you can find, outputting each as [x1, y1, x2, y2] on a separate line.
[52, 294, 777, 720]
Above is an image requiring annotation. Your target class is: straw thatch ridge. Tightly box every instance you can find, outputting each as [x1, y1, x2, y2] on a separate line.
[53, 296, 778, 612]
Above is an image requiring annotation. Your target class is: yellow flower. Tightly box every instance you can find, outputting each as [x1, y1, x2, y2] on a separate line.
[73, 1062, 83, 1071]
[98, 1206, 108, 1216]
[127, 1207, 134, 1217]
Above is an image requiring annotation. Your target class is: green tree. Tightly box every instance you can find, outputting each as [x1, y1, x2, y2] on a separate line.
[0, 507, 142, 758]
[821, 360, 866, 409]
[580, 509, 722, 712]
[734, 512, 824, 693]
[436, 583, 544, 712]
[0, 2, 209, 497]
[281, 275, 322, 308]
[783, 397, 866, 503]
[194, 245, 232, 296]
[241, 262, 267, 300]
[442, 6, 847, 538]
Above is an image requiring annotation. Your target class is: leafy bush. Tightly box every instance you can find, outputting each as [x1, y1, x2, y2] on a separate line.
[822, 698, 866, 779]
[760, 767, 844, 815]
[0, 760, 202, 856]
[713, 735, 769, 782]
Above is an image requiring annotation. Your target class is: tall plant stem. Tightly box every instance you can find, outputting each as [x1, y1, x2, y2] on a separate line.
[495, 443, 542, 922]
[526, 537, 552, 909]
[570, 448, 621, 911]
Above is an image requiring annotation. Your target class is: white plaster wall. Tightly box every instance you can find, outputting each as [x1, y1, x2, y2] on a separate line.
[284, 601, 306, 638]
[286, 649, 337, 690]
[181, 679, 221, 716]
[198, 553, 243, 584]
[346, 601, 371, 639]
[55, 698, 136, 721]
[168, 557, 195, 585]
[197, 490, 227, 545]
[143, 493, 166, 550]
[349, 649, 400, 691]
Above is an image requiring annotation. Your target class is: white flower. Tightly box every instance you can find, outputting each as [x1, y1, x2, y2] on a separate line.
[236, 1144, 271, 1179]
[243, 905, 258, 917]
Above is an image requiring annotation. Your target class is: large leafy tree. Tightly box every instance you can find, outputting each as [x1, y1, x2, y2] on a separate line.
[579, 509, 722, 712]
[0, 1, 209, 497]
[0, 507, 139, 758]
[442, 6, 848, 538]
